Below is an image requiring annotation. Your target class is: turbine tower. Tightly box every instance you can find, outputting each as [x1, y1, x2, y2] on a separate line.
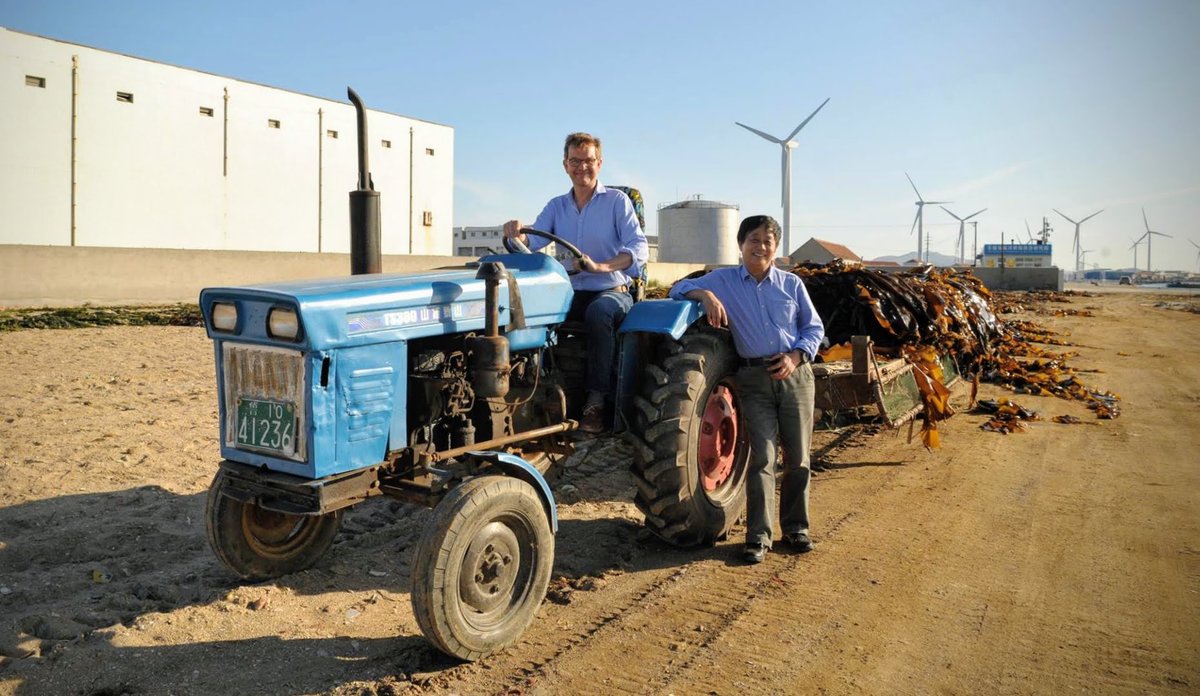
[940, 206, 986, 264]
[1140, 207, 1171, 271]
[1053, 208, 1103, 272]
[907, 174, 951, 264]
[735, 97, 830, 257]
[1191, 240, 1200, 274]
[1129, 237, 1142, 270]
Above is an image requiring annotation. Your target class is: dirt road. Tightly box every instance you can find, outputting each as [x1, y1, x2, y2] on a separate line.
[1, 288, 1197, 695]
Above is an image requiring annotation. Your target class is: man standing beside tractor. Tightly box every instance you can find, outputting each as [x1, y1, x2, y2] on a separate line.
[503, 132, 648, 434]
[669, 215, 825, 564]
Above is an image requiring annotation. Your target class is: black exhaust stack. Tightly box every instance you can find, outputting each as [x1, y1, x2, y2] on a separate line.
[348, 87, 381, 275]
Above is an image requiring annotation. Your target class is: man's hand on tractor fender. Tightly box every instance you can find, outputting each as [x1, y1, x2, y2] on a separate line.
[696, 291, 728, 328]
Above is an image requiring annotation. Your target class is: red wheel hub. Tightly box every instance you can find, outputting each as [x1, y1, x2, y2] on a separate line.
[698, 384, 738, 492]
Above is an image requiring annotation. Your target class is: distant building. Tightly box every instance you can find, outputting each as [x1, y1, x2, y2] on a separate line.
[981, 243, 1053, 268]
[790, 238, 861, 266]
[1, 28, 454, 254]
[453, 226, 503, 257]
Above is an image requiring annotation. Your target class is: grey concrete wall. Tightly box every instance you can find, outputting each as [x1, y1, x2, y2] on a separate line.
[1, 245, 709, 307]
[971, 266, 1064, 292]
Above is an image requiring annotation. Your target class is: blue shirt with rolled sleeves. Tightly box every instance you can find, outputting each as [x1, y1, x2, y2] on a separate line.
[528, 183, 648, 292]
[669, 265, 825, 361]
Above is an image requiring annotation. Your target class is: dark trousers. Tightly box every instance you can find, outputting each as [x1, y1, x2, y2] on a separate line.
[736, 362, 816, 548]
[567, 288, 633, 396]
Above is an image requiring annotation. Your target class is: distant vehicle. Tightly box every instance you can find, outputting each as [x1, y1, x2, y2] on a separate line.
[1119, 276, 1133, 285]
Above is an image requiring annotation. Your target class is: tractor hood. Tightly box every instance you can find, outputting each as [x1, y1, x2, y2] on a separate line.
[199, 253, 572, 351]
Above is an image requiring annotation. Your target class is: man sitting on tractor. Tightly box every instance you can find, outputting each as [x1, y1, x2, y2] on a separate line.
[503, 132, 649, 434]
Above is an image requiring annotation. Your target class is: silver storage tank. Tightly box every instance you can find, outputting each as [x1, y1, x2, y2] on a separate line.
[657, 197, 740, 264]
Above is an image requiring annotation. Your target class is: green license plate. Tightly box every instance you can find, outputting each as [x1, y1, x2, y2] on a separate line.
[236, 398, 296, 456]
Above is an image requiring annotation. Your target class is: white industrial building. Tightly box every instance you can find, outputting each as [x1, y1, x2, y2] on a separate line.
[453, 226, 504, 257]
[0, 28, 454, 255]
[656, 197, 739, 265]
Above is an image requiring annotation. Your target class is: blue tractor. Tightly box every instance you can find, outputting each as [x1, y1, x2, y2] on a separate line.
[199, 92, 750, 661]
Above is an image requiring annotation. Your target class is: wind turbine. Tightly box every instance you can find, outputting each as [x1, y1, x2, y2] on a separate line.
[907, 174, 951, 264]
[735, 97, 830, 257]
[1053, 208, 1103, 272]
[1129, 236, 1143, 270]
[940, 206, 986, 264]
[1023, 219, 1037, 243]
[1079, 248, 1095, 269]
[1191, 240, 1200, 274]
[1140, 207, 1171, 271]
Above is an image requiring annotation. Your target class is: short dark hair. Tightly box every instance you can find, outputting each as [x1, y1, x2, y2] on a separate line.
[737, 215, 781, 245]
[564, 132, 602, 159]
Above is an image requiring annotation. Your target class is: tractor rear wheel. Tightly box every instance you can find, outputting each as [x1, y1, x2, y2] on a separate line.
[205, 470, 342, 580]
[628, 329, 749, 546]
[412, 475, 554, 661]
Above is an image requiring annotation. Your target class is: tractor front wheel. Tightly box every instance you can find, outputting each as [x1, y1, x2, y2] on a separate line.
[412, 475, 554, 661]
[205, 470, 342, 580]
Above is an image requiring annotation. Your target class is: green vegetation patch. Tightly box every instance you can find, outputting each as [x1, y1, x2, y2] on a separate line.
[0, 304, 204, 332]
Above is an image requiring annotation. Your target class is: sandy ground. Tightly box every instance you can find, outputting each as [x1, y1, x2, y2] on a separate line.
[0, 287, 1197, 695]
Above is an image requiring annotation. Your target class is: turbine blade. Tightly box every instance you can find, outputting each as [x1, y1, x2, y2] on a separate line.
[906, 172, 922, 200]
[925, 200, 952, 205]
[735, 122, 783, 144]
[910, 208, 921, 235]
[1190, 240, 1200, 250]
[965, 208, 987, 220]
[785, 97, 831, 141]
[1054, 208, 1077, 224]
[940, 206, 962, 221]
[1080, 209, 1103, 223]
[1143, 207, 1150, 232]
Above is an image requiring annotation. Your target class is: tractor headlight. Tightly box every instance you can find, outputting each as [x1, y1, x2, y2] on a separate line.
[268, 307, 300, 340]
[212, 302, 238, 332]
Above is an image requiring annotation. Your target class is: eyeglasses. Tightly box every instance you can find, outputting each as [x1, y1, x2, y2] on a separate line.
[566, 157, 598, 168]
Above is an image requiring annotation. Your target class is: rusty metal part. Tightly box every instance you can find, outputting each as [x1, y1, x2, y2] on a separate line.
[423, 421, 577, 463]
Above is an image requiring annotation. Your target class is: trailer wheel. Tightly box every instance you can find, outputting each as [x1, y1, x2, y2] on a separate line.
[412, 475, 553, 661]
[205, 470, 342, 580]
[629, 329, 749, 546]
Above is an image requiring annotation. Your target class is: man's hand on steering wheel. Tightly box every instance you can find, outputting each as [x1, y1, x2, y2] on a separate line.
[573, 255, 600, 273]
[500, 227, 588, 275]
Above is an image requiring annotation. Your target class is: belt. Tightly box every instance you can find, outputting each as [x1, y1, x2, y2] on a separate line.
[741, 357, 772, 367]
[741, 353, 810, 368]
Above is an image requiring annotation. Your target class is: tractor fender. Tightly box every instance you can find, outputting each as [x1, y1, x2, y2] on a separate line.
[619, 299, 705, 340]
[466, 451, 558, 533]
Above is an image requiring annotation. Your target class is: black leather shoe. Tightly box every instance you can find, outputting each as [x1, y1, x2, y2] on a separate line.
[742, 543, 768, 564]
[782, 532, 814, 553]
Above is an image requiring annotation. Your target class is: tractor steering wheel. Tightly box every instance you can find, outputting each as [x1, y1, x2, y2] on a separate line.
[503, 228, 587, 275]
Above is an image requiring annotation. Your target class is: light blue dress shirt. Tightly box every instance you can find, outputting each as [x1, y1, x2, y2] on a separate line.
[529, 183, 649, 292]
[669, 265, 825, 361]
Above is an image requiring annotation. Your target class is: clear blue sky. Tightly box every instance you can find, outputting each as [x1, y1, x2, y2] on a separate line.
[4, 0, 1198, 270]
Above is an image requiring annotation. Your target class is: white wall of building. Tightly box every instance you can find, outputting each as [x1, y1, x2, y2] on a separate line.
[0, 29, 453, 254]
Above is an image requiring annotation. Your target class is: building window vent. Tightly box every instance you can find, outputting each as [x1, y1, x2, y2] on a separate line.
[199, 106, 214, 117]
[26, 75, 46, 88]
[326, 129, 338, 139]
[422, 211, 433, 227]
[267, 119, 281, 129]
[116, 91, 134, 103]
[381, 139, 392, 149]
[425, 147, 435, 156]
